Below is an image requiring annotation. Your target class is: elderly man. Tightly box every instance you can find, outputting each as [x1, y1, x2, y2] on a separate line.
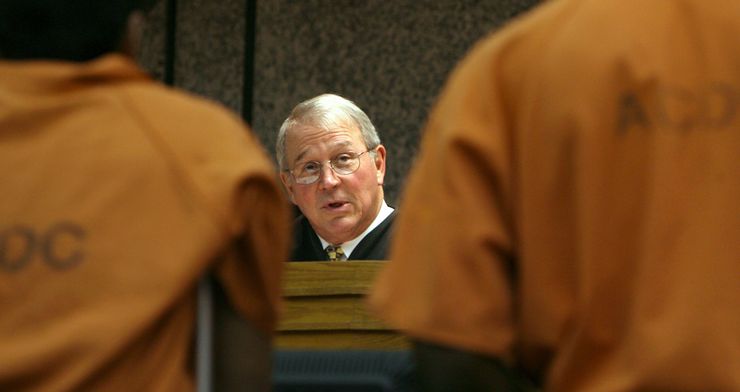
[276, 94, 396, 261]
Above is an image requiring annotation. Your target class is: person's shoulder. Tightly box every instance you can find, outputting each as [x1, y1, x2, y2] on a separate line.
[432, 0, 626, 119]
[456, 0, 623, 68]
[466, 0, 575, 53]
[112, 75, 279, 227]
[117, 79, 272, 173]
[292, 213, 309, 227]
[120, 80, 247, 140]
[289, 214, 326, 262]
[292, 214, 315, 238]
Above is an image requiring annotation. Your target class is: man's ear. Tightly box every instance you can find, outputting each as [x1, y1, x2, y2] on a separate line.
[373, 145, 387, 185]
[279, 172, 297, 205]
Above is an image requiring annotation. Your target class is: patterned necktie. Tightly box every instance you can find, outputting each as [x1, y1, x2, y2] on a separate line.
[326, 245, 346, 262]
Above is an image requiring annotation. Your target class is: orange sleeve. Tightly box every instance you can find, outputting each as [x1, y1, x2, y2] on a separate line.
[369, 37, 519, 359]
[200, 118, 291, 335]
[215, 174, 291, 333]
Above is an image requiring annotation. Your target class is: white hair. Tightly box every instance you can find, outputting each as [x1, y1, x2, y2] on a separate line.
[276, 93, 380, 170]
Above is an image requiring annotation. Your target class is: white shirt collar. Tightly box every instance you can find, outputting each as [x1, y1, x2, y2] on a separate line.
[318, 200, 394, 259]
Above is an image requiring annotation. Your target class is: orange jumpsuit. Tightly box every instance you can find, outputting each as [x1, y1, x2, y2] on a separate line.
[370, 0, 740, 390]
[0, 54, 290, 391]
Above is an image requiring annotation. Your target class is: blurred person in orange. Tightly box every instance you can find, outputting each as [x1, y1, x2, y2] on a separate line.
[370, 0, 740, 390]
[0, 0, 290, 390]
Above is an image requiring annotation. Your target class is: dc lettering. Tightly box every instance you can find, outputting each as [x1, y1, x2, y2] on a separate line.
[618, 82, 738, 133]
[0, 222, 86, 272]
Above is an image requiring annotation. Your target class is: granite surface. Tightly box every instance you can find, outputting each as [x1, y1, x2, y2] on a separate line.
[252, 0, 538, 204]
[136, 0, 168, 81]
[136, 0, 539, 204]
[174, 0, 247, 114]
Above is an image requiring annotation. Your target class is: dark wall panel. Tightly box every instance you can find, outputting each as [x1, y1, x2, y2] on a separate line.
[136, 0, 168, 81]
[137, 0, 539, 204]
[174, 0, 247, 113]
[252, 0, 538, 204]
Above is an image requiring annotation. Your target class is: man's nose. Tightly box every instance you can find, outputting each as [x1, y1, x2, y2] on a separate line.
[318, 163, 340, 190]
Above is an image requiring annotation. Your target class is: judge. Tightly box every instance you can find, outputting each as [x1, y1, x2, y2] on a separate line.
[276, 94, 396, 261]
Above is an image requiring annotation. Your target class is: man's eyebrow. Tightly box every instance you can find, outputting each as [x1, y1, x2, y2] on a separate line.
[293, 141, 354, 163]
[294, 150, 309, 163]
[331, 141, 354, 151]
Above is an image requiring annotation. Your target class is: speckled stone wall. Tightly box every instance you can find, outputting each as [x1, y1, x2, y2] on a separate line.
[252, 0, 538, 204]
[136, 0, 167, 81]
[174, 0, 247, 114]
[136, 0, 248, 114]
[136, 0, 539, 204]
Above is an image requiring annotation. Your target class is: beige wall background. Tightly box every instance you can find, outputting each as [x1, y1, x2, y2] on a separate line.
[137, 0, 539, 205]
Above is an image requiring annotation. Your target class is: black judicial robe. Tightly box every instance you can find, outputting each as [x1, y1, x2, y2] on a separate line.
[289, 210, 397, 261]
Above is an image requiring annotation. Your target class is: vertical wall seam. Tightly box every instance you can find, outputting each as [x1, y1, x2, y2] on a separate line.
[164, 0, 178, 86]
[242, 0, 257, 124]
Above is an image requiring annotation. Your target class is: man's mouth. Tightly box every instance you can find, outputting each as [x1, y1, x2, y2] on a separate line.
[324, 201, 348, 210]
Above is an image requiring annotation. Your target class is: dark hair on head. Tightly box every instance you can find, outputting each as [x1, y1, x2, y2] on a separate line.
[0, 0, 156, 61]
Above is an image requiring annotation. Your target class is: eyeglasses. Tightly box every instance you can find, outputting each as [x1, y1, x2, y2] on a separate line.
[286, 149, 373, 185]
